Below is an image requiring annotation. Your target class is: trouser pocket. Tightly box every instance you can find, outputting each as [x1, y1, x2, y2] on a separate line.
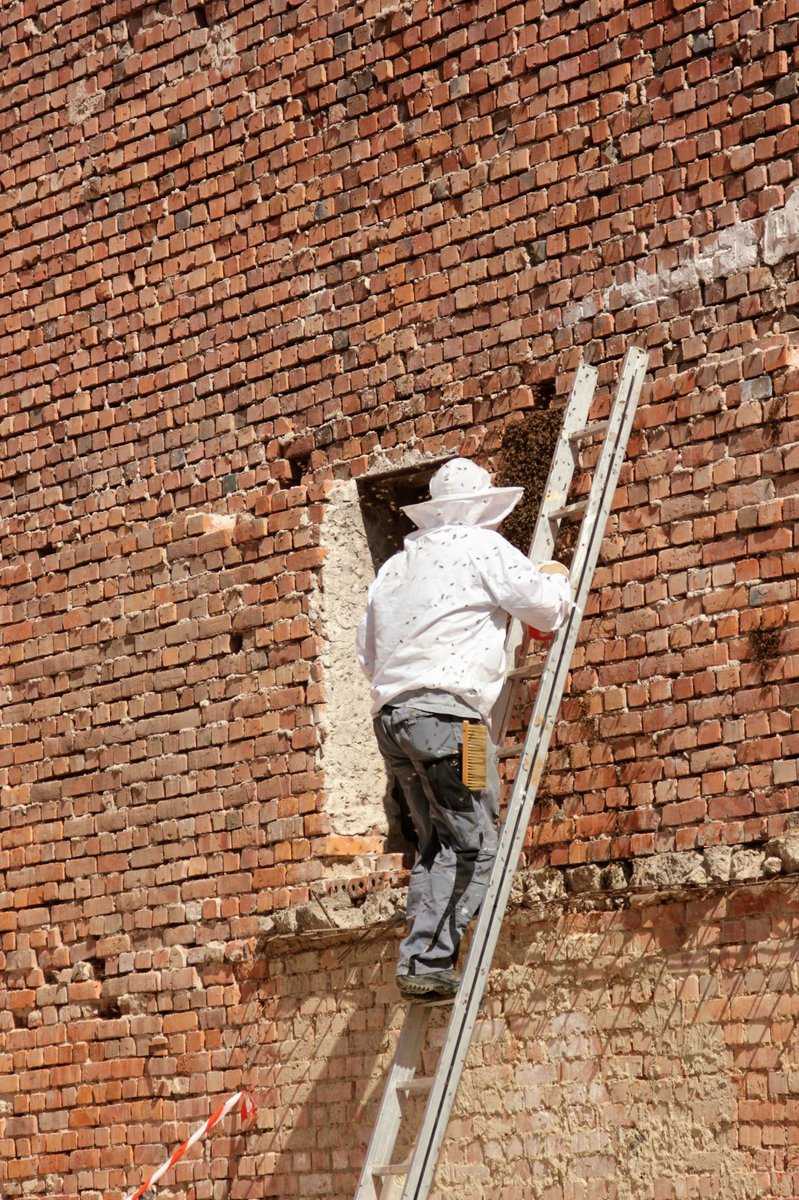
[426, 756, 480, 816]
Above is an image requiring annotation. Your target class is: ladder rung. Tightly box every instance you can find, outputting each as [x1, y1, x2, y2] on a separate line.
[396, 1076, 434, 1095]
[549, 499, 587, 521]
[568, 418, 609, 442]
[496, 741, 525, 760]
[373, 1157, 412, 1178]
[506, 661, 544, 680]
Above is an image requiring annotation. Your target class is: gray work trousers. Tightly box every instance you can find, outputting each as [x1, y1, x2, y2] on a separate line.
[374, 705, 499, 977]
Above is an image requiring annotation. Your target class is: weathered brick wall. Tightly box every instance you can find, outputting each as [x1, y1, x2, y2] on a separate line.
[166, 882, 799, 1200]
[1, 0, 799, 1194]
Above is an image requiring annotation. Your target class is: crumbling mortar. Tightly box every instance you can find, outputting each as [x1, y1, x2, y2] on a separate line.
[256, 833, 799, 950]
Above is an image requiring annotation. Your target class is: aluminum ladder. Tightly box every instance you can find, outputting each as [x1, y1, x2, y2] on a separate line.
[354, 346, 650, 1200]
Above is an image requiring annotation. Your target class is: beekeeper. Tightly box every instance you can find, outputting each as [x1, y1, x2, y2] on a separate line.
[356, 457, 572, 999]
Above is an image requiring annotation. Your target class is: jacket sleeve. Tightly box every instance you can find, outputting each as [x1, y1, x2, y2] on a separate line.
[473, 533, 572, 632]
[356, 602, 375, 679]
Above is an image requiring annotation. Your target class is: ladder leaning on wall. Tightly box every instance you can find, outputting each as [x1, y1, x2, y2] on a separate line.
[354, 346, 650, 1200]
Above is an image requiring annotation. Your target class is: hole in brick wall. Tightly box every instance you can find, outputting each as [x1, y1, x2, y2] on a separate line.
[127, 10, 146, 39]
[492, 106, 513, 134]
[86, 955, 106, 980]
[749, 626, 782, 668]
[195, 2, 211, 27]
[355, 456, 454, 571]
[496, 400, 564, 555]
[229, 632, 243, 653]
[99, 997, 122, 1019]
[288, 449, 311, 486]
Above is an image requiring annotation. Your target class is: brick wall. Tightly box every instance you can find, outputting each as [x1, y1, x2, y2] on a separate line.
[161, 882, 799, 1200]
[1, 0, 799, 1194]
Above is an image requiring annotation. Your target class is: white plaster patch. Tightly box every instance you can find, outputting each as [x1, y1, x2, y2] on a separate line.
[763, 188, 799, 265]
[610, 223, 759, 310]
[66, 81, 106, 126]
[457, 937, 764, 1200]
[203, 25, 238, 74]
[563, 295, 599, 327]
[599, 188, 798, 313]
[318, 480, 388, 836]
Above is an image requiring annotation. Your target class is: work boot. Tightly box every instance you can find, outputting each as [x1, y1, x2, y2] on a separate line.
[396, 969, 461, 999]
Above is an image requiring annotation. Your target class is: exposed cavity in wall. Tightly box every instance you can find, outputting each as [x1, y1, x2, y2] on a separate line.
[318, 460, 450, 845]
[318, 479, 388, 838]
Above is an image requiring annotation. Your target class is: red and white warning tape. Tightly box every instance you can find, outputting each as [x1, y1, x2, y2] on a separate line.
[124, 1089, 257, 1200]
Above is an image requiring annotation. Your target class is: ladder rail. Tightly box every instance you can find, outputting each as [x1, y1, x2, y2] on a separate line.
[352, 348, 649, 1200]
[354, 1003, 431, 1200]
[357, 361, 598, 1198]
[490, 360, 598, 745]
[399, 345, 649, 1200]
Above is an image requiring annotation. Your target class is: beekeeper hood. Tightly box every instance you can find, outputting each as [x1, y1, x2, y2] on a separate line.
[402, 457, 524, 531]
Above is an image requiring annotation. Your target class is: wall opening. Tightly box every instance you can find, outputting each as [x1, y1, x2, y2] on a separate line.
[495, 390, 560, 553]
[319, 459, 451, 855]
[355, 457, 452, 571]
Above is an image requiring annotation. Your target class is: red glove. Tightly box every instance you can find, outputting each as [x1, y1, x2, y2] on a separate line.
[527, 625, 554, 643]
[527, 562, 570, 643]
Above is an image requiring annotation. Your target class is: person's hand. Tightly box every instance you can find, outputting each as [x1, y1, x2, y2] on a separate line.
[529, 561, 570, 639]
[537, 560, 570, 578]
[527, 625, 554, 643]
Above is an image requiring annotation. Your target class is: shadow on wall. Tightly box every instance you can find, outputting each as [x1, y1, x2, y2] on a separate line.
[220, 924, 428, 1200]
[223, 886, 799, 1198]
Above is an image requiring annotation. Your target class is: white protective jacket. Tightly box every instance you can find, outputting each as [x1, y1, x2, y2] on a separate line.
[356, 521, 572, 723]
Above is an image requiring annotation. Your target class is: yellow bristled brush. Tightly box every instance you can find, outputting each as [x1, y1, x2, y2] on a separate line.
[462, 721, 488, 790]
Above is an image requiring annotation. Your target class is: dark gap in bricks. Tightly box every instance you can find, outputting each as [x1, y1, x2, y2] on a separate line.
[195, 2, 211, 28]
[356, 457, 452, 573]
[492, 106, 512, 134]
[749, 627, 782, 669]
[230, 632, 244, 653]
[12, 1011, 28, 1029]
[126, 10, 146, 40]
[99, 997, 122, 1019]
[288, 448, 312, 486]
[86, 956, 105, 980]
[496, 394, 567, 556]
[764, 399, 783, 446]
